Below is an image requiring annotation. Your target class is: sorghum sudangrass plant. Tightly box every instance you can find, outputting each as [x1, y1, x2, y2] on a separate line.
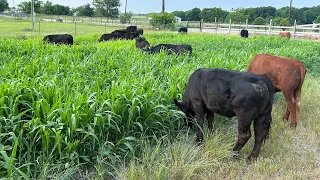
[0, 32, 319, 178]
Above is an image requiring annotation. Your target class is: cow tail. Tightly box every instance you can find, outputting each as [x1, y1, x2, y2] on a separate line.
[295, 65, 307, 115]
[263, 74, 274, 141]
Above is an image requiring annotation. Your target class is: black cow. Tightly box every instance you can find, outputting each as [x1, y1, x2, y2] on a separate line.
[99, 27, 143, 42]
[135, 37, 150, 50]
[174, 68, 274, 160]
[127, 26, 137, 33]
[123, 32, 140, 40]
[137, 28, 144, 35]
[178, 27, 188, 33]
[43, 34, 73, 45]
[135, 37, 192, 55]
[98, 33, 121, 42]
[240, 29, 249, 38]
[111, 29, 127, 36]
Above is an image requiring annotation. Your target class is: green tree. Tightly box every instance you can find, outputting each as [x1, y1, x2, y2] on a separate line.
[255, 6, 276, 20]
[200, 7, 228, 22]
[172, 11, 187, 21]
[186, 7, 201, 21]
[41, 1, 53, 14]
[280, 19, 289, 26]
[149, 12, 176, 29]
[225, 11, 249, 24]
[120, 12, 132, 24]
[51, 4, 71, 15]
[280, 19, 289, 31]
[73, 3, 94, 17]
[0, 0, 9, 12]
[316, 16, 320, 23]
[253, 17, 266, 25]
[239, 8, 256, 23]
[93, 0, 120, 18]
[18, 0, 42, 14]
[272, 17, 286, 26]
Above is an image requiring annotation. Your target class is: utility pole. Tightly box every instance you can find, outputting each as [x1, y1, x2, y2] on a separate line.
[288, 0, 292, 25]
[124, 0, 127, 14]
[162, 0, 165, 13]
[31, 0, 34, 30]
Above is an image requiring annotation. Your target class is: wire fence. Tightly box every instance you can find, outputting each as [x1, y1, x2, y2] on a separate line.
[1, 13, 319, 40]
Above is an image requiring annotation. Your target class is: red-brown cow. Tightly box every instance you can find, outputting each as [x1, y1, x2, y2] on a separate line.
[247, 54, 306, 127]
[279, 32, 291, 39]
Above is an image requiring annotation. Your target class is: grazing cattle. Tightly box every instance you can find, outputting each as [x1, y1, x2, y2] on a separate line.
[135, 37, 150, 50]
[240, 29, 249, 38]
[99, 26, 144, 42]
[43, 34, 73, 45]
[98, 33, 121, 42]
[247, 54, 306, 127]
[174, 68, 274, 160]
[149, 44, 192, 55]
[279, 32, 291, 39]
[137, 28, 144, 35]
[135, 37, 192, 55]
[178, 27, 188, 33]
[111, 29, 127, 36]
[126, 26, 137, 33]
[122, 32, 140, 40]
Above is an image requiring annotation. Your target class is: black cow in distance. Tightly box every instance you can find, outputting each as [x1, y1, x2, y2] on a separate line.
[43, 34, 73, 45]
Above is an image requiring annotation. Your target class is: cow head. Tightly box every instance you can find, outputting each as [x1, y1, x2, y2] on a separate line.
[135, 37, 150, 50]
[174, 99, 195, 128]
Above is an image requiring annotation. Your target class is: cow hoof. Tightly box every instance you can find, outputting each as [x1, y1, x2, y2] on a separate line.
[232, 151, 241, 160]
[247, 155, 257, 162]
[196, 140, 203, 146]
[290, 123, 297, 128]
[282, 117, 289, 121]
[282, 114, 289, 121]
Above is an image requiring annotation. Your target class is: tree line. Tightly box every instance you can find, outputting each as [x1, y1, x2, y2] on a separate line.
[0, 0, 121, 18]
[173, 6, 320, 25]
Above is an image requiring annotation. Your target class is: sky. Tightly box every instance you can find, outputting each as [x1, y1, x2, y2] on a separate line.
[8, 0, 320, 13]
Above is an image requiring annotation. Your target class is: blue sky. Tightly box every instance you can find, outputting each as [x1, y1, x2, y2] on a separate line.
[9, 0, 320, 13]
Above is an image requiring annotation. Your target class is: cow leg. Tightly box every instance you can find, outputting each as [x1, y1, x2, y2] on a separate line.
[248, 115, 265, 160]
[283, 105, 290, 121]
[193, 103, 205, 144]
[206, 111, 214, 132]
[283, 91, 297, 127]
[233, 113, 252, 153]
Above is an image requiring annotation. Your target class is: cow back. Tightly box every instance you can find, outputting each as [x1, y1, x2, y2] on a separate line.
[247, 54, 306, 92]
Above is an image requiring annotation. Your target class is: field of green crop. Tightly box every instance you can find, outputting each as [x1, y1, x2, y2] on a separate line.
[0, 20, 126, 38]
[0, 31, 320, 179]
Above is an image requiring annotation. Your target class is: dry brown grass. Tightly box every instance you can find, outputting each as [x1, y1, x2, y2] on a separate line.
[116, 76, 320, 180]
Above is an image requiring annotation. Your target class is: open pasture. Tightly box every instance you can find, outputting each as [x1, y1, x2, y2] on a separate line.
[0, 32, 320, 179]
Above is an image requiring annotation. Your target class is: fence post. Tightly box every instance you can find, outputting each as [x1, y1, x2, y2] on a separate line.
[74, 21, 76, 34]
[215, 17, 217, 33]
[293, 19, 297, 39]
[245, 19, 248, 29]
[38, 20, 40, 34]
[200, 19, 203, 32]
[229, 19, 232, 34]
[318, 27, 320, 40]
[269, 19, 272, 35]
